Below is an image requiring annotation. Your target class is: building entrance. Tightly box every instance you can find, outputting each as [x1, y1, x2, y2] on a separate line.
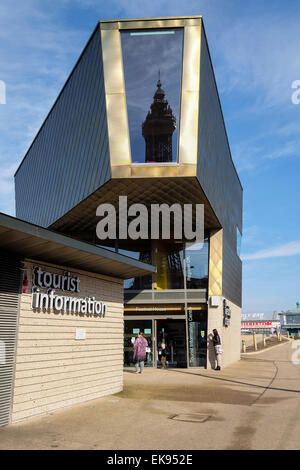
[123, 308, 207, 369]
[156, 319, 187, 368]
[124, 319, 153, 367]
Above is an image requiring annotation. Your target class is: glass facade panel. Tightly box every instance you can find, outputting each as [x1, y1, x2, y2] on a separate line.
[154, 241, 184, 289]
[187, 308, 207, 368]
[122, 240, 210, 291]
[121, 29, 183, 163]
[185, 240, 209, 289]
[286, 315, 300, 325]
[124, 320, 153, 367]
[119, 248, 153, 290]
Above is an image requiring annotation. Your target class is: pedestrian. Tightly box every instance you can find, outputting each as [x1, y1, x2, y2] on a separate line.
[212, 329, 222, 370]
[160, 341, 167, 369]
[133, 331, 148, 374]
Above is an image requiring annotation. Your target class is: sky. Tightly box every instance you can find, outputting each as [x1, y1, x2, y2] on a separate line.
[0, 0, 300, 313]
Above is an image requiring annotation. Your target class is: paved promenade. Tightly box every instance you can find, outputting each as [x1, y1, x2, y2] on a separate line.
[1, 340, 300, 450]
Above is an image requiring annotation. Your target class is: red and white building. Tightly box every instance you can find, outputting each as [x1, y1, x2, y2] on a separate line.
[241, 320, 280, 332]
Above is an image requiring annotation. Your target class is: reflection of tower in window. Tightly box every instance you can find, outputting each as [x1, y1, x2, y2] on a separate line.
[142, 75, 176, 163]
[133, 251, 152, 290]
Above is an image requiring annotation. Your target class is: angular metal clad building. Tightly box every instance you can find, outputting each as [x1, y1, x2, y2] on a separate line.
[15, 16, 243, 369]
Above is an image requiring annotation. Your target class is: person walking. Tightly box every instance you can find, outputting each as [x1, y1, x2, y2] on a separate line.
[212, 329, 222, 370]
[160, 341, 167, 369]
[133, 331, 148, 374]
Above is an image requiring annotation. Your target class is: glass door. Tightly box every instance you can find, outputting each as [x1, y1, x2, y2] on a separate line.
[187, 308, 207, 368]
[156, 319, 187, 368]
[124, 319, 153, 367]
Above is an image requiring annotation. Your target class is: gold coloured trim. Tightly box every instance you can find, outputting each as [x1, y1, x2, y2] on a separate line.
[178, 25, 201, 165]
[100, 17, 202, 30]
[208, 229, 223, 296]
[101, 17, 202, 174]
[111, 164, 197, 179]
[101, 28, 131, 166]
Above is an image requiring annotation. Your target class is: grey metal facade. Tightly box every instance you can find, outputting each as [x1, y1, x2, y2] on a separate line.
[15, 25, 110, 228]
[197, 26, 243, 306]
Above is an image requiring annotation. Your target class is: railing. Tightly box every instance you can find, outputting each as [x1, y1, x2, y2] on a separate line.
[241, 331, 290, 353]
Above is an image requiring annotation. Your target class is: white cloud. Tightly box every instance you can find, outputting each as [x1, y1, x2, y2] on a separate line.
[214, 11, 300, 110]
[242, 240, 300, 261]
[264, 140, 299, 160]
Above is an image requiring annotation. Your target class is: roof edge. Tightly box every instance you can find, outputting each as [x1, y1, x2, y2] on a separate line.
[0, 212, 156, 275]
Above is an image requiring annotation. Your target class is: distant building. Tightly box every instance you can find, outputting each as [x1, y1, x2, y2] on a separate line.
[242, 313, 266, 321]
[241, 312, 280, 333]
[279, 304, 300, 336]
[241, 320, 281, 334]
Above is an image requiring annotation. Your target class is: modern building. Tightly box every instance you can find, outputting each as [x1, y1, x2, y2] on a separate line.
[14, 16, 243, 369]
[0, 212, 154, 426]
[241, 320, 281, 334]
[279, 304, 300, 336]
[241, 312, 280, 334]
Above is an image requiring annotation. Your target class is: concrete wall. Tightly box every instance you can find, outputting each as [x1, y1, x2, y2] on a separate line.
[207, 297, 241, 369]
[11, 260, 123, 423]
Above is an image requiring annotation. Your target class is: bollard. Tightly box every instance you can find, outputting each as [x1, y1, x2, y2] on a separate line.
[242, 340, 246, 353]
[263, 336, 266, 347]
[253, 333, 257, 351]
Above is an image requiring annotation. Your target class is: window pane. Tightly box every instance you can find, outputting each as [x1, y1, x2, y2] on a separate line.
[153, 241, 184, 289]
[121, 29, 183, 164]
[119, 248, 153, 290]
[185, 240, 209, 289]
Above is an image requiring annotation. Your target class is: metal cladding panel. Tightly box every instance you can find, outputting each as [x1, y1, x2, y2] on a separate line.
[197, 25, 243, 306]
[222, 232, 242, 306]
[0, 251, 21, 427]
[15, 26, 110, 228]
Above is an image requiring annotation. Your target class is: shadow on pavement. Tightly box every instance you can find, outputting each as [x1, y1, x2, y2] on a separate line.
[169, 368, 300, 395]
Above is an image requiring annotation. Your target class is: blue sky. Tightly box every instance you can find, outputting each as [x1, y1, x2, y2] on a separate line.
[0, 0, 300, 313]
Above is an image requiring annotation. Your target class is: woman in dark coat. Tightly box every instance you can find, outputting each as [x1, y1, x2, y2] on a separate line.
[212, 329, 222, 370]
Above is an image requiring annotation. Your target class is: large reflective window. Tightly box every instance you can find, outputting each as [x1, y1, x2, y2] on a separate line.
[121, 29, 183, 164]
[119, 248, 153, 290]
[185, 239, 209, 289]
[153, 241, 184, 289]
[286, 315, 300, 325]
